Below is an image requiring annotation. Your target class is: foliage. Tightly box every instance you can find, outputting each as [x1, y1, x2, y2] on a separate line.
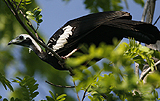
[45, 91, 67, 101]
[63, 0, 145, 12]
[13, 0, 32, 9]
[124, 39, 155, 71]
[0, 72, 14, 92]
[66, 39, 160, 100]
[0, 76, 67, 101]
[1, 0, 160, 101]
[84, 0, 123, 12]
[134, 0, 144, 7]
[1, 40, 160, 100]
[12, 76, 39, 101]
[26, 7, 43, 27]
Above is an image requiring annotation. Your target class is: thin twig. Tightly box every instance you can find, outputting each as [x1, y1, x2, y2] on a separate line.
[153, 15, 160, 25]
[81, 84, 91, 101]
[85, 92, 93, 97]
[45, 81, 75, 88]
[11, 0, 17, 8]
[73, 81, 80, 101]
[16, 0, 22, 10]
[81, 68, 104, 101]
[4, 0, 15, 15]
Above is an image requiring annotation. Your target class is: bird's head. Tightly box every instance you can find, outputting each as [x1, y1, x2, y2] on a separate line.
[8, 34, 43, 53]
[8, 34, 33, 47]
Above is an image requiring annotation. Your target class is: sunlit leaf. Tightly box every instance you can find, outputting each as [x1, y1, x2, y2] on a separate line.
[134, 0, 144, 7]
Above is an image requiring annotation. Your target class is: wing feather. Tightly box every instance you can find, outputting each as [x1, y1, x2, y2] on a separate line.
[46, 11, 160, 56]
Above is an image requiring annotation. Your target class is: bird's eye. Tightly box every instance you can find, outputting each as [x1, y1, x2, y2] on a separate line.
[19, 36, 24, 40]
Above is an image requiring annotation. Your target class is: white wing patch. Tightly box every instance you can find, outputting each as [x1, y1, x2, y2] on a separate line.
[52, 25, 75, 51]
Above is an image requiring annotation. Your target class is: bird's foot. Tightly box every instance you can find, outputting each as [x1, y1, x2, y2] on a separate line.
[61, 56, 67, 59]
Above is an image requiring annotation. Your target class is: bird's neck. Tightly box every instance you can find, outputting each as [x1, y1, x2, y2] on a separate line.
[29, 38, 43, 52]
[29, 39, 46, 60]
[29, 40, 67, 70]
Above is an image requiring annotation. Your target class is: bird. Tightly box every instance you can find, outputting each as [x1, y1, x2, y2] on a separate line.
[8, 11, 160, 70]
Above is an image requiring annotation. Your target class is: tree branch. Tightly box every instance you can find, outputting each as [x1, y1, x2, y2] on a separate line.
[145, 0, 156, 23]
[140, 0, 157, 83]
[141, 0, 150, 22]
[140, 59, 160, 79]
[4, 0, 64, 63]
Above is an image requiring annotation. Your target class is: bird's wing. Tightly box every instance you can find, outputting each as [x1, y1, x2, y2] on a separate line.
[47, 11, 132, 55]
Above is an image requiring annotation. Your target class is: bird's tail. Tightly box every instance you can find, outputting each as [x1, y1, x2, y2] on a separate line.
[103, 19, 160, 44]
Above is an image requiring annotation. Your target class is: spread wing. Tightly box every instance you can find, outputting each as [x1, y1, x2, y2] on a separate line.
[46, 11, 160, 56]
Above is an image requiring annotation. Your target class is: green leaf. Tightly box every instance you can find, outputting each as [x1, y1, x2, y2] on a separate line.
[49, 90, 56, 100]
[147, 73, 160, 88]
[26, 11, 34, 15]
[16, 77, 23, 81]
[56, 94, 67, 101]
[30, 91, 39, 99]
[26, 7, 43, 24]
[34, 9, 42, 16]
[46, 96, 54, 101]
[13, 0, 32, 9]
[84, 0, 123, 12]
[29, 84, 39, 93]
[0, 73, 14, 91]
[3, 98, 8, 101]
[12, 76, 39, 100]
[139, 45, 150, 52]
[134, 0, 144, 7]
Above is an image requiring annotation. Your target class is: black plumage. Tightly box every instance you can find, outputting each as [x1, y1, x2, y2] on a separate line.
[8, 11, 160, 70]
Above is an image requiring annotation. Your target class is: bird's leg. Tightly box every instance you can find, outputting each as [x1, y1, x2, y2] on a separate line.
[61, 47, 80, 59]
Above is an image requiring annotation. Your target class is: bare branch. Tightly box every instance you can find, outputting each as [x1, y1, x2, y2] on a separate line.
[139, 65, 151, 81]
[73, 81, 80, 101]
[140, 60, 160, 81]
[141, 0, 150, 22]
[45, 81, 75, 88]
[135, 62, 139, 78]
[145, 0, 156, 23]
[140, 0, 157, 83]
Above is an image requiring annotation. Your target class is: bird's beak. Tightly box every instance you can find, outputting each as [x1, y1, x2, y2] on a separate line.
[8, 38, 18, 45]
[8, 40, 13, 45]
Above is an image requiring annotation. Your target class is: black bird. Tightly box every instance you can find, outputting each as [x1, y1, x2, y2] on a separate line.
[8, 11, 160, 70]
